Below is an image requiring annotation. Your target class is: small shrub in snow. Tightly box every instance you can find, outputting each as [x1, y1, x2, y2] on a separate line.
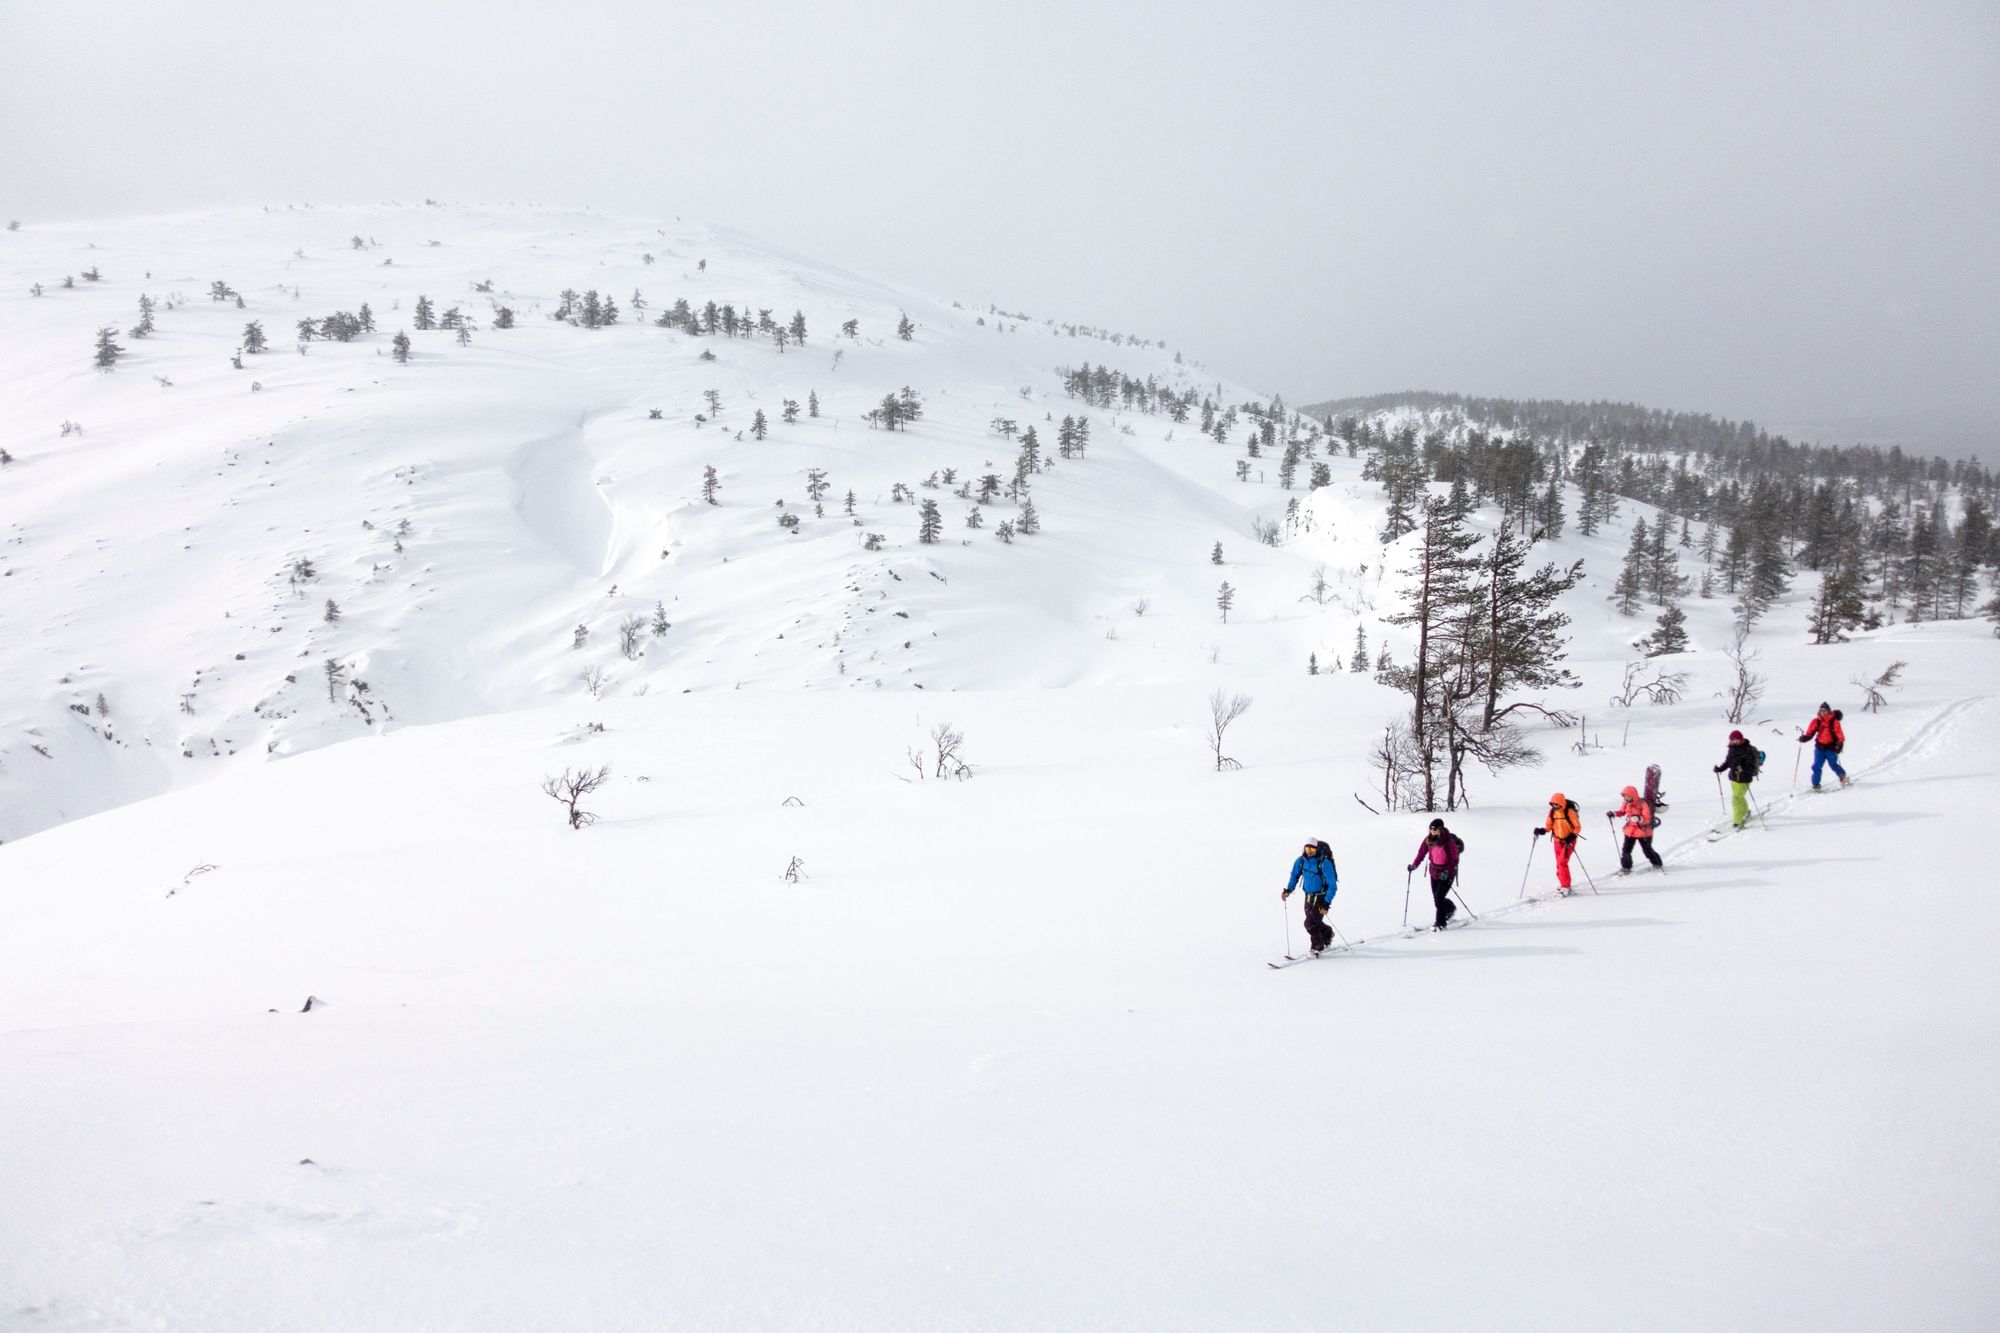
[1207, 689, 1252, 772]
[323, 599, 340, 623]
[542, 765, 611, 829]
[618, 616, 647, 659]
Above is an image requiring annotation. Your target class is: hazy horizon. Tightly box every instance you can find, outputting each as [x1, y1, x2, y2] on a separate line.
[4, 1, 1995, 459]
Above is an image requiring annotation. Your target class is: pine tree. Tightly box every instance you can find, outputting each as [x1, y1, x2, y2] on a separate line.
[130, 294, 155, 339]
[1308, 652, 1319, 676]
[1350, 624, 1369, 673]
[782, 399, 800, 423]
[751, 409, 768, 440]
[93, 326, 124, 369]
[413, 295, 435, 330]
[896, 313, 915, 341]
[918, 498, 942, 544]
[1807, 568, 1867, 644]
[1382, 496, 1484, 807]
[1613, 519, 1648, 615]
[358, 303, 375, 333]
[1217, 581, 1236, 623]
[701, 465, 720, 504]
[1639, 604, 1689, 657]
[788, 311, 807, 345]
[242, 321, 267, 354]
[391, 330, 411, 362]
[843, 487, 856, 515]
[1211, 541, 1224, 565]
[1017, 498, 1040, 535]
[1475, 522, 1585, 730]
[651, 601, 671, 636]
[1537, 474, 1565, 540]
[493, 306, 514, 329]
[324, 599, 341, 623]
[808, 390, 820, 418]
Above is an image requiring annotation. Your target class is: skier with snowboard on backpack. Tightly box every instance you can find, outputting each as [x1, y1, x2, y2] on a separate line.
[1283, 839, 1339, 955]
[1713, 729, 1763, 830]
[1407, 819, 1465, 930]
[1533, 792, 1583, 893]
[1799, 702, 1849, 791]
[1608, 785, 1665, 873]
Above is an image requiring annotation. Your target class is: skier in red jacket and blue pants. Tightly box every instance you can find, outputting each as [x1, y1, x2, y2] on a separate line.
[1799, 702, 1848, 791]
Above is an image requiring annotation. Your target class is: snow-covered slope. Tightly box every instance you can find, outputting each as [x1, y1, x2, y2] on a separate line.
[2, 205, 1283, 841]
[4, 207, 1998, 1330]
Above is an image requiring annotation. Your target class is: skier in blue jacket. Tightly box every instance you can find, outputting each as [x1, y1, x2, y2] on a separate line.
[1284, 840, 1339, 955]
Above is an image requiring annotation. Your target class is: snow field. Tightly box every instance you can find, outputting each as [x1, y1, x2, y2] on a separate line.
[4, 204, 1998, 1329]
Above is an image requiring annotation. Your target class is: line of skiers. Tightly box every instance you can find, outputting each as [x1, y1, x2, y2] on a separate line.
[1281, 705, 1852, 947]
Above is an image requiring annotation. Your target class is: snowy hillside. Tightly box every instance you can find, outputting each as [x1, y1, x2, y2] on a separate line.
[1, 204, 1297, 841]
[4, 207, 1998, 1330]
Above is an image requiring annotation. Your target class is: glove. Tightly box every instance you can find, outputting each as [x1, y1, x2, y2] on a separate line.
[1799, 735, 1809, 743]
[1532, 827, 1546, 837]
[1281, 890, 1292, 900]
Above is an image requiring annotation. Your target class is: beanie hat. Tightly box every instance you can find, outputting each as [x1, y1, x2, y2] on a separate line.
[1819, 701, 1831, 710]
[1427, 818, 1445, 830]
[1729, 730, 1744, 742]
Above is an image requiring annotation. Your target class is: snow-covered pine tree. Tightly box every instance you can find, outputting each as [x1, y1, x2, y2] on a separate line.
[1018, 498, 1040, 535]
[917, 498, 943, 544]
[242, 321, 267, 354]
[1217, 581, 1236, 623]
[413, 295, 435, 330]
[93, 326, 123, 369]
[391, 330, 411, 362]
[751, 409, 768, 440]
[701, 465, 720, 504]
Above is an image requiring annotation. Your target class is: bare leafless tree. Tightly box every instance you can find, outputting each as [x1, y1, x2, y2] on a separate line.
[541, 765, 611, 829]
[930, 721, 969, 779]
[1719, 623, 1766, 724]
[1611, 660, 1692, 708]
[578, 665, 606, 698]
[617, 615, 647, 660]
[1207, 688, 1252, 771]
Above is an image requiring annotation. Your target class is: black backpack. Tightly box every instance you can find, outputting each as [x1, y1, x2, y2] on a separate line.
[1314, 840, 1337, 876]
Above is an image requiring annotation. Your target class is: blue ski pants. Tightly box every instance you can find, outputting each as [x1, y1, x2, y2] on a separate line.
[1811, 746, 1846, 787]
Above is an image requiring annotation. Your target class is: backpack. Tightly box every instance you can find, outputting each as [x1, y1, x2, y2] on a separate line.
[1315, 839, 1336, 874]
[1550, 800, 1580, 839]
[1452, 833, 1466, 853]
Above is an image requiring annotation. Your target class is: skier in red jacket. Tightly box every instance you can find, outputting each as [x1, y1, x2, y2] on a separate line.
[1799, 702, 1848, 791]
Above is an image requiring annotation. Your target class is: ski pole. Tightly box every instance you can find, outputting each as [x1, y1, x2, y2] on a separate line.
[1748, 787, 1771, 830]
[1402, 869, 1413, 927]
[1330, 918, 1351, 952]
[1282, 893, 1292, 958]
[1791, 745, 1802, 791]
[1573, 843, 1600, 893]
[1518, 836, 1539, 899]
[1450, 874, 1479, 920]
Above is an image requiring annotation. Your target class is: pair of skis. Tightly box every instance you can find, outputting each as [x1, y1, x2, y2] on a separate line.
[1268, 916, 1464, 968]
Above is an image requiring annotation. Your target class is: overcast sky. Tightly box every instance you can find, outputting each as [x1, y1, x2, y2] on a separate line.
[5, 0, 1996, 455]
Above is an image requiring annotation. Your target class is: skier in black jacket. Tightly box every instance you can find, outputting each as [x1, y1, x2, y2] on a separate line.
[1712, 729, 1761, 830]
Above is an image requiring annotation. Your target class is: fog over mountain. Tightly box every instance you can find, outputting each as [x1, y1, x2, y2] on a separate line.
[3, 1, 1995, 443]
